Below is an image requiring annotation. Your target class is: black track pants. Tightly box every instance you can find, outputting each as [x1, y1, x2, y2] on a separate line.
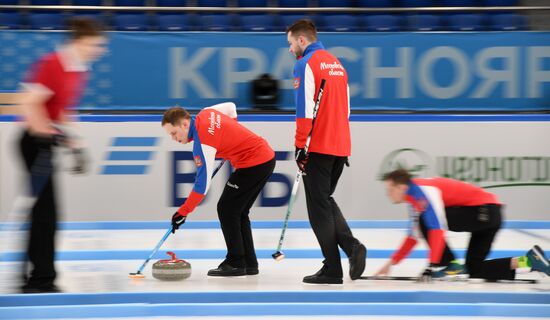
[19, 131, 58, 289]
[420, 204, 515, 280]
[217, 158, 275, 268]
[302, 153, 360, 278]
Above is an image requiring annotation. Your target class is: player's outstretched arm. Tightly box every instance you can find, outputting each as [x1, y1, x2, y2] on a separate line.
[374, 260, 393, 276]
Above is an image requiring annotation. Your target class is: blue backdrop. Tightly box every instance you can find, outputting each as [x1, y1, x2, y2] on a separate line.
[1, 31, 549, 111]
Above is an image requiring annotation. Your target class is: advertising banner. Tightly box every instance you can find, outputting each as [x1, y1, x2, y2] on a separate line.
[1, 31, 549, 111]
[1, 115, 549, 221]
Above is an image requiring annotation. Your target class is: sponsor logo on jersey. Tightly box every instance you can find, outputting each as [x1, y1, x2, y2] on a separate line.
[208, 111, 221, 136]
[320, 61, 344, 70]
[320, 61, 345, 76]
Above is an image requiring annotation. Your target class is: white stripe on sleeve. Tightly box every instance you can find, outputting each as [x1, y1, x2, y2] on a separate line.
[205, 102, 237, 119]
[304, 64, 315, 119]
[408, 207, 421, 240]
[347, 84, 351, 118]
[419, 186, 448, 230]
[201, 144, 218, 194]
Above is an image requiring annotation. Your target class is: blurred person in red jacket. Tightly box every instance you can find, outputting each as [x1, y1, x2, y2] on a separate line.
[18, 17, 107, 293]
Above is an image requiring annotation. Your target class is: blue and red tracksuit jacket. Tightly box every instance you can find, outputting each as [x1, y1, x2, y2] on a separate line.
[176, 102, 274, 217]
[293, 41, 351, 156]
[390, 178, 500, 265]
[391, 182, 447, 265]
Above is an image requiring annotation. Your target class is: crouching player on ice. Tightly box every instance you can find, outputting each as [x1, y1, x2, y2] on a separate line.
[161, 103, 275, 277]
[375, 169, 550, 282]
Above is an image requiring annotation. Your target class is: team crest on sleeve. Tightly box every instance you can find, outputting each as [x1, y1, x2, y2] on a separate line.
[194, 155, 203, 167]
[414, 199, 428, 213]
[293, 77, 300, 89]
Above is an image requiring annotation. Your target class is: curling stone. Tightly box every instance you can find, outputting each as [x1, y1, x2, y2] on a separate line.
[152, 251, 191, 281]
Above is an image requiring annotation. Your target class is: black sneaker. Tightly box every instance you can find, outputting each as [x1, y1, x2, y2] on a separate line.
[303, 273, 343, 285]
[303, 268, 343, 285]
[349, 243, 367, 280]
[22, 284, 62, 294]
[207, 263, 246, 277]
[245, 267, 259, 275]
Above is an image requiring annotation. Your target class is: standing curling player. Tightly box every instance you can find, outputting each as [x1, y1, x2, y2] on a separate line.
[18, 18, 107, 293]
[376, 169, 550, 281]
[286, 19, 366, 284]
[162, 103, 275, 277]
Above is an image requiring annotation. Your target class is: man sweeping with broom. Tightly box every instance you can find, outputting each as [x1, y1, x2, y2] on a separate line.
[161, 103, 275, 277]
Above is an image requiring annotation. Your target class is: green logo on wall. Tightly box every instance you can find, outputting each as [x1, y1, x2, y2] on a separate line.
[378, 148, 434, 179]
[380, 148, 550, 189]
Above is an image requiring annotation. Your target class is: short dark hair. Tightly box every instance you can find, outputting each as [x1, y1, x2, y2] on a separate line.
[382, 169, 412, 185]
[286, 19, 317, 42]
[67, 17, 105, 40]
[162, 107, 191, 126]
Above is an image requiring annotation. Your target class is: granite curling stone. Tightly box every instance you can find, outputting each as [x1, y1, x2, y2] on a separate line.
[152, 251, 191, 281]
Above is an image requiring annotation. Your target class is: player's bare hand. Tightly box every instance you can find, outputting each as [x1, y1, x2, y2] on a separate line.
[374, 260, 392, 276]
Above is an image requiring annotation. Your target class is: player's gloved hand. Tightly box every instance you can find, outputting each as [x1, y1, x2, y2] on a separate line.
[34, 132, 66, 147]
[50, 124, 77, 147]
[53, 133, 68, 147]
[171, 212, 187, 234]
[418, 264, 435, 283]
[295, 147, 308, 173]
[71, 148, 89, 174]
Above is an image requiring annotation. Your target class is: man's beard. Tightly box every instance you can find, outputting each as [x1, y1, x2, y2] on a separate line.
[294, 48, 303, 59]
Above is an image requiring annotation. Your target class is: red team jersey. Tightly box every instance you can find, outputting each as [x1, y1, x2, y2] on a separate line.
[414, 177, 500, 207]
[391, 177, 500, 265]
[24, 48, 88, 121]
[293, 41, 351, 156]
[177, 103, 274, 217]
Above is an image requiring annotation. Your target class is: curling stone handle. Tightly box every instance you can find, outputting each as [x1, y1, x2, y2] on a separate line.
[166, 251, 178, 261]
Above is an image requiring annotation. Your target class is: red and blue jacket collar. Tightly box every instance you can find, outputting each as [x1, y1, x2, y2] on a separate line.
[406, 181, 418, 194]
[187, 117, 196, 142]
[302, 41, 325, 59]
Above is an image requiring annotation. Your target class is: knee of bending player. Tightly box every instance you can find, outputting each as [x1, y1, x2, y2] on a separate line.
[217, 200, 236, 218]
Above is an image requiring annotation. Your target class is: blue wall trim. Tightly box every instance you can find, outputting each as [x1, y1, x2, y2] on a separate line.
[111, 137, 158, 147]
[1, 248, 546, 262]
[2, 114, 550, 123]
[107, 151, 153, 161]
[101, 165, 148, 175]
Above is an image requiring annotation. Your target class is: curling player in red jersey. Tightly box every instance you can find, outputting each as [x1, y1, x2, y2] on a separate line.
[287, 19, 366, 285]
[162, 103, 275, 277]
[18, 18, 107, 294]
[376, 169, 550, 282]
